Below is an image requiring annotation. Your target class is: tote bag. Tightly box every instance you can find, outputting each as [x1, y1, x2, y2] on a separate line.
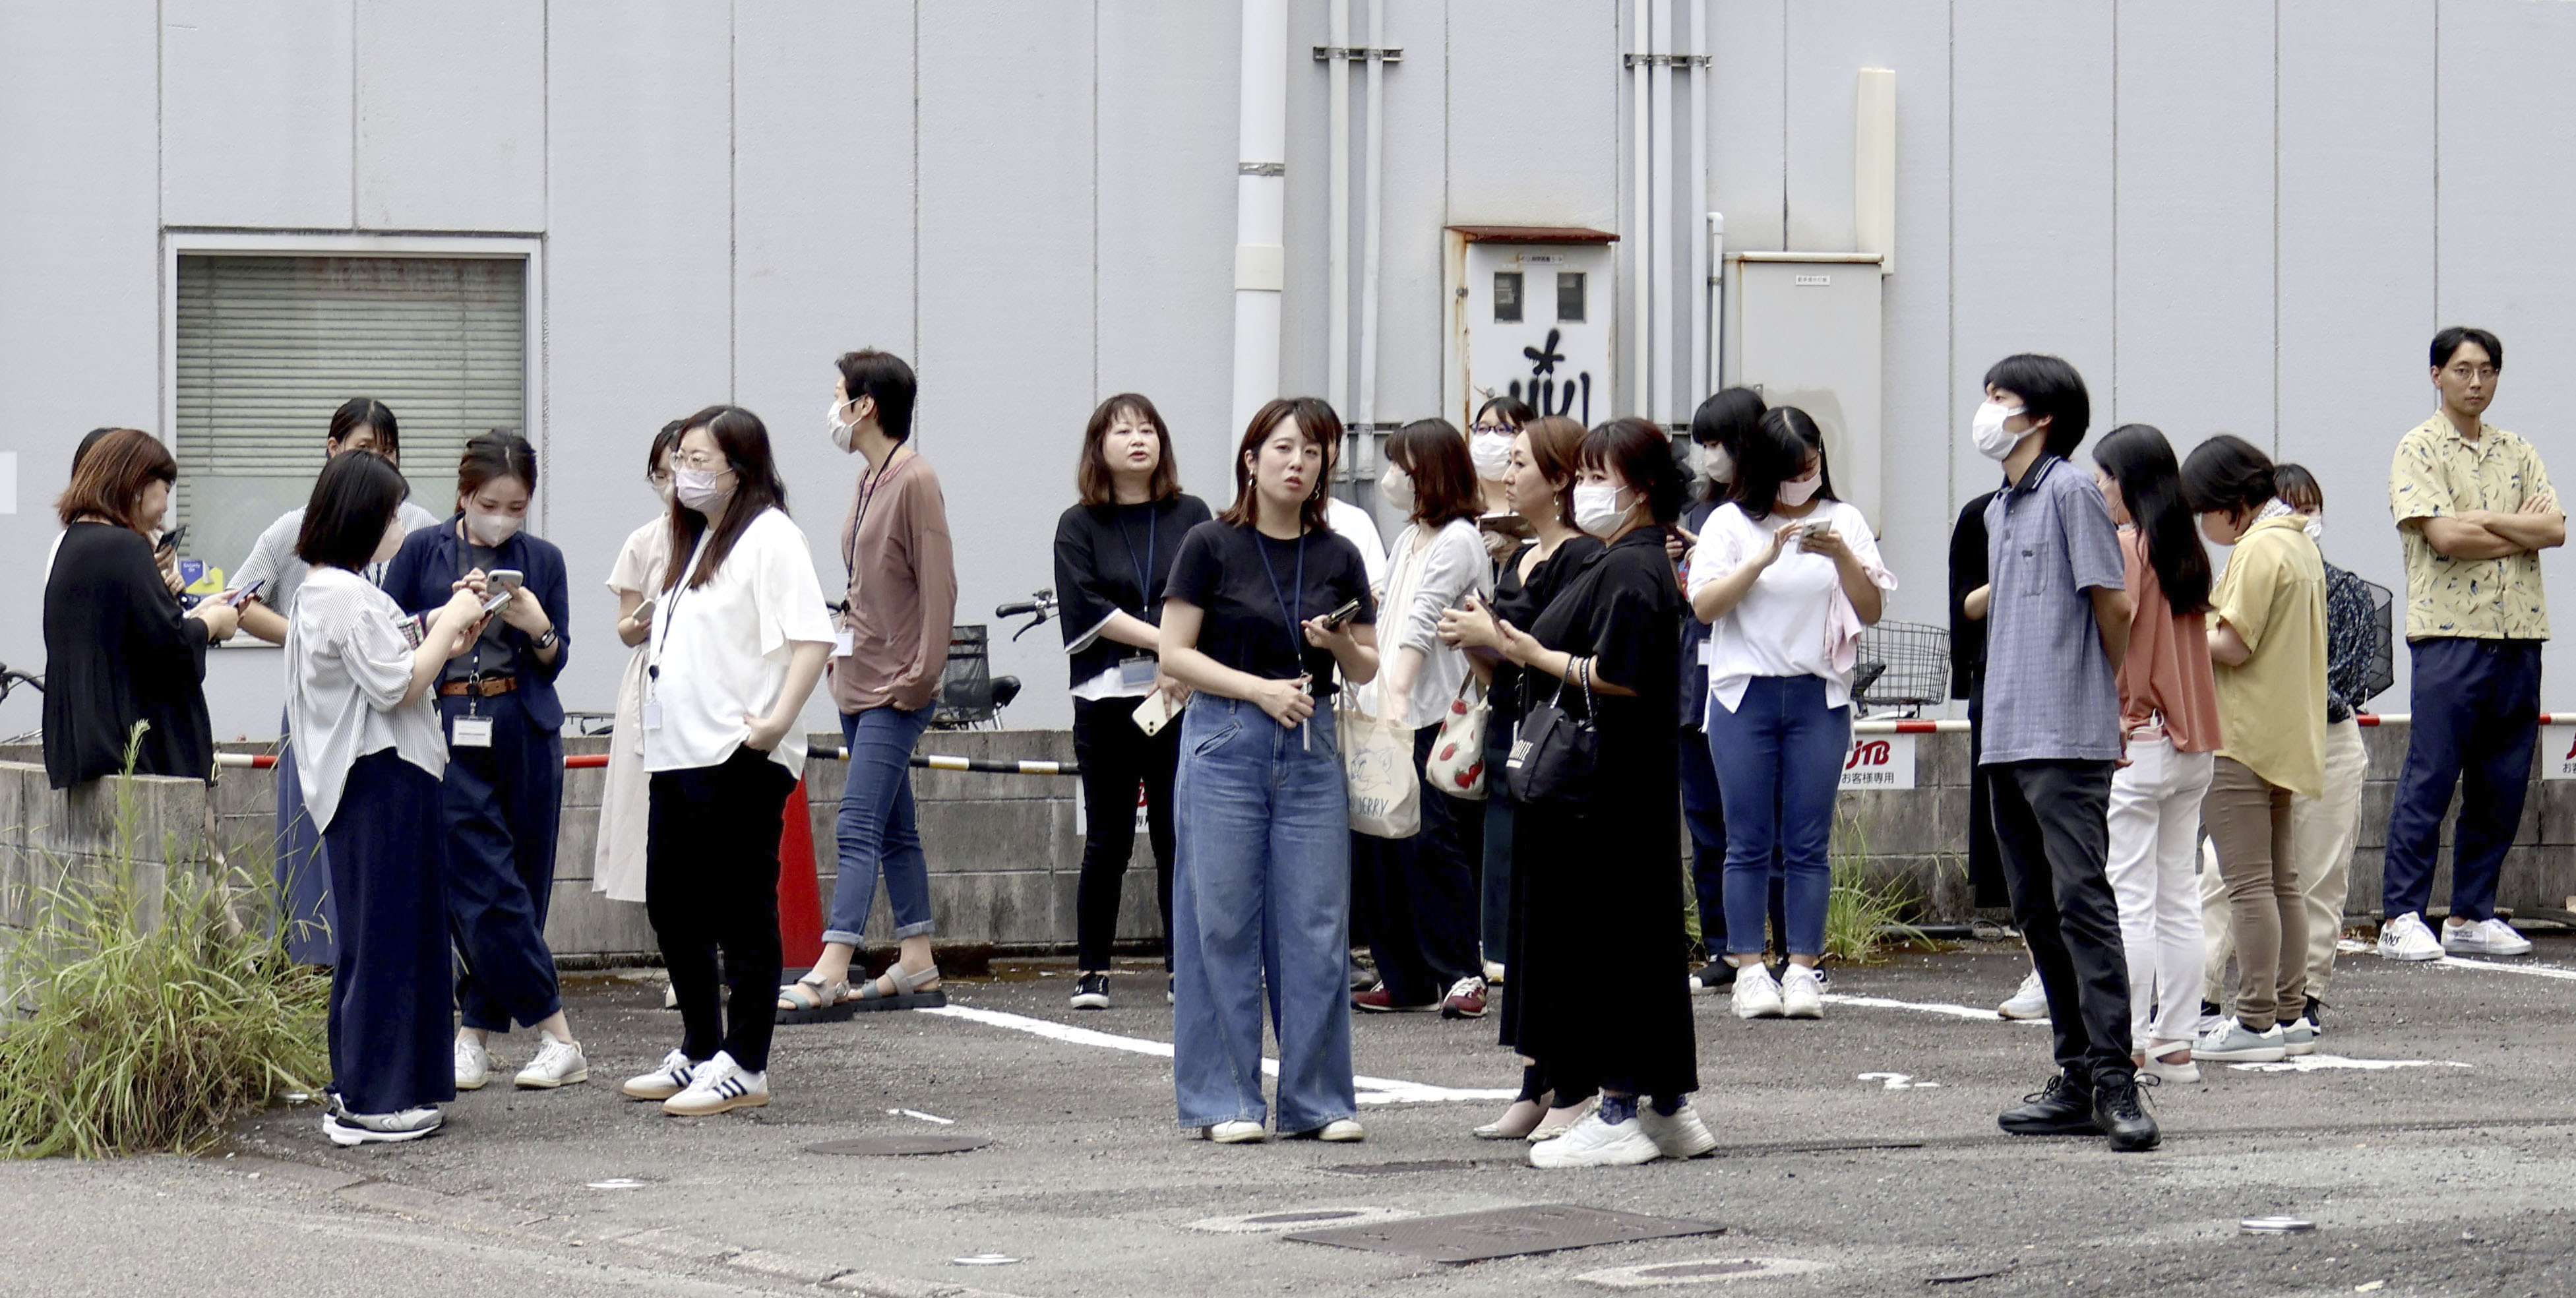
[1341, 705, 1422, 838]
[1423, 676, 1490, 800]
[1504, 657, 1598, 805]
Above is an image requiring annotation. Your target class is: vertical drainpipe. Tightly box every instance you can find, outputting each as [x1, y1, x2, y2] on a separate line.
[1231, 0, 1289, 439]
[1688, 0, 1709, 405]
[1630, 0, 1652, 419]
[1358, 0, 1386, 441]
[1649, 0, 1675, 426]
[1327, 0, 1350, 423]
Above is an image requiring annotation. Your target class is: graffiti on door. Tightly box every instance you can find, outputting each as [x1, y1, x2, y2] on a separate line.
[1506, 328, 1593, 425]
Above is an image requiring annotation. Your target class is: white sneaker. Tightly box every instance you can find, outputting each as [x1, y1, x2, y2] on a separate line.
[513, 1034, 589, 1089]
[2140, 1045, 2201, 1084]
[322, 1101, 443, 1147]
[1200, 1119, 1266, 1144]
[1731, 964, 1784, 1019]
[661, 1051, 768, 1116]
[452, 1035, 492, 1092]
[1310, 1118, 1365, 1142]
[621, 1049, 700, 1101]
[1529, 1111, 1664, 1169]
[2377, 912, 2443, 962]
[1637, 1102, 1717, 1159]
[2192, 1019, 2288, 1063]
[1998, 970, 2049, 1019]
[2443, 917, 2534, 957]
[1779, 965, 1825, 1019]
[1483, 959, 1507, 985]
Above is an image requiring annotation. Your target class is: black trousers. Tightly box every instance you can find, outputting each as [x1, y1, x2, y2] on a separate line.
[1354, 724, 1484, 1004]
[1988, 758, 2133, 1081]
[438, 691, 565, 1032]
[324, 752, 455, 1115]
[647, 746, 795, 1072]
[1072, 695, 1180, 970]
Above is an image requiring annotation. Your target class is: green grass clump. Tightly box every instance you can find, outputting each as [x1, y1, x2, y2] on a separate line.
[0, 727, 328, 1158]
[1823, 812, 1926, 965]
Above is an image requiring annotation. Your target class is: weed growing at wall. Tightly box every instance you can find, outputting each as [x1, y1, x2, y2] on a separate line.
[1825, 813, 1926, 964]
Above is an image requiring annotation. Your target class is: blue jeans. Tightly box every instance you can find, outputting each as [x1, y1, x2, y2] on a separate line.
[1705, 675, 1847, 958]
[822, 705, 937, 946]
[2383, 637, 2542, 923]
[1171, 695, 1355, 1132]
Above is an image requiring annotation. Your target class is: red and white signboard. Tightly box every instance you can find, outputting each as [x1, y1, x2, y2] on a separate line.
[2544, 725, 2576, 780]
[1840, 732, 1917, 791]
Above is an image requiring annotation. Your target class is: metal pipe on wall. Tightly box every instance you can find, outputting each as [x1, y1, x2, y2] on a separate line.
[1629, 0, 1651, 419]
[1327, 0, 1351, 420]
[1688, 0, 1709, 403]
[1230, 0, 1289, 437]
[1357, 0, 1386, 438]
[1648, 0, 1674, 425]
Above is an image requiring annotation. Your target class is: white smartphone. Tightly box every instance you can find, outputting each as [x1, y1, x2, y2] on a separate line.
[1132, 689, 1179, 737]
[489, 569, 524, 592]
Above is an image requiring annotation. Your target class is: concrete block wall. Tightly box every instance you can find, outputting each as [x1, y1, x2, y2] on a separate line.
[0, 759, 266, 954]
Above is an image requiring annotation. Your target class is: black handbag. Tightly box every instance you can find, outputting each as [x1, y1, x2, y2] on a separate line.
[1504, 656, 1598, 805]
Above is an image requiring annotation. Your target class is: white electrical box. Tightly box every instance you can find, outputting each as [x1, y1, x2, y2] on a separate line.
[1444, 227, 1618, 432]
[1724, 252, 1884, 523]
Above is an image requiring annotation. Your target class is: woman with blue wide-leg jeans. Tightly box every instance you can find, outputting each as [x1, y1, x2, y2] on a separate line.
[822, 703, 937, 959]
[1171, 696, 1356, 1133]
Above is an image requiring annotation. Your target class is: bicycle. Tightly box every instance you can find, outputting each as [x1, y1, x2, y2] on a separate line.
[927, 591, 1056, 729]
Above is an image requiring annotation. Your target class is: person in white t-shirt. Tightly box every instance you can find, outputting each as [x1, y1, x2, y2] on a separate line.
[595, 420, 684, 906]
[619, 406, 836, 1119]
[1686, 408, 1893, 1022]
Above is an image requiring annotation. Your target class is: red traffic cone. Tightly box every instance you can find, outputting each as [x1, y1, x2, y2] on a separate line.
[776, 778, 826, 968]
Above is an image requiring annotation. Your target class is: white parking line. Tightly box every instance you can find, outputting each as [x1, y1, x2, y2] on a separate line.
[1820, 993, 2045, 1023]
[2436, 955, 2576, 982]
[2228, 1054, 2471, 1074]
[920, 1004, 1515, 1104]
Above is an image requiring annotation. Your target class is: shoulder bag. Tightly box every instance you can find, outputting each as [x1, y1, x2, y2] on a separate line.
[1505, 656, 1597, 805]
[1423, 675, 1490, 800]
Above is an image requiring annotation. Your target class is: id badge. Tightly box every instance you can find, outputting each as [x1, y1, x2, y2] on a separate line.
[451, 715, 495, 749]
[1117, 656, 1157, 690]
[834, 627, 856, 658]
[642, 700, 664, 731]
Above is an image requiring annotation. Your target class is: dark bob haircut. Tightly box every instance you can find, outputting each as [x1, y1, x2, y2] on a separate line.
[2180, 433, 2279, 522]
[328, 398, 400, 457]
[295, 447, 409, 571]
[646, 418, 685, 481]
[836, 349, 918, 443]
[1076, 392, 1181, 507]
[2432, 326, 2502, 371]
[55, 428, 174, 533]
[1688, 386, 1766, 451]
[2272, 462, 2323, 516]
[2093, 423, 2211, 615]
[1582, 417, 1684, 528]
[1471, 394, 1535, 431]
[1386, 418, 1482, 529]
[1219, 396, 1338, 534]
[1982, 353, 2091, 458]
[1729, 407, 1829, 520]
[457, 428, 537, 502]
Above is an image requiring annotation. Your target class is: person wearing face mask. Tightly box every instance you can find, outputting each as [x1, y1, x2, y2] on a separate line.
[231, 397, 438, 966]
[1685, 408, 1893, 1022]
[283, 450, 492, 1145]
[1676, 387, 1766, 994]
[596, 420, 688, 906]
[1468, 396, 1535, 562]
[778, 349, 958, 1020]
[383, 430, 586, 1093]
[1049, 394, 1212, 1010]
[1445, 418, 1703, 1168]
[1348, 419, 1495, 1018]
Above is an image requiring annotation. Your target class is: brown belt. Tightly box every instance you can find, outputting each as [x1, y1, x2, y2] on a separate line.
[438, 676, 520, 698]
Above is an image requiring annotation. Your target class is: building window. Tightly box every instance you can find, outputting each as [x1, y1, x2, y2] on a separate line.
[174, 254, 528, 579]
[1492, 271, 1523, 323]
[1556, 271, 1587, 323]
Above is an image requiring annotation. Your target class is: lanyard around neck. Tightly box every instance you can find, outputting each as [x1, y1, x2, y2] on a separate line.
[1252, 527, 1307, 675]
[1115, 505, 1157, 605]
[648, 532, 713, 682]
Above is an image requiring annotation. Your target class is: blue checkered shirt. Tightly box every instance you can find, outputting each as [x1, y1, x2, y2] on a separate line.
[1979, 456, 2126, 764]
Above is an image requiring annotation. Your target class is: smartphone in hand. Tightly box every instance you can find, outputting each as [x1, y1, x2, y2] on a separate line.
[489, 569, 524, 592]
[1132, 689, 1179, 736]
[1319, 598, 1363, 631]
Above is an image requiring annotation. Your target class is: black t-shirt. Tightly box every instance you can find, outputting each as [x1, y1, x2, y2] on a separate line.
[1051, 494, 1215, 689]
[1165, 520, 1376, 697]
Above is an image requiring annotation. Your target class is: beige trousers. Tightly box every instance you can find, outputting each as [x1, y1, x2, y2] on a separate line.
[2202, 718, 2368, 1006]
[2198, 757, 2306, 1030]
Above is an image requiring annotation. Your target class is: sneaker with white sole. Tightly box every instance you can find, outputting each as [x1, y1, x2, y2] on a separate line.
[2139, 1046, 2201, 1084]
[2443, 916, 2534, 957]
[1998, 970, 2049, 1020]
[2195, 1001, 2228, 1037]
[322, 1099, 443, 1147]
[621, 1049, 701, 1101]
[514, 1034, 590, 1089]
[1200, 1119, 1266, 1144]
[1070, 972, 1111, 1010]
[2281, 1018, 2317, 1057]
[1291, 1118, 1364, 1142]
[1731, 963, 1784, 1019]
[2191, 1019, 2287, 1063]
[1529, 1111, 1664, 1169]
[1637, 1103, 1718, 1159]
[1483, 959, 1507, 985]
[1440, 976, 1489, 1019]
[453, 1035, 492, 1092]
[1779, 964, 1825, 1019]
[661, 1051, 767, 1116]
[2377, 911, 2443, 962]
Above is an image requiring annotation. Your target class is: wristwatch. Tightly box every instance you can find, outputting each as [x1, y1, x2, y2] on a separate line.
[533, 627, 560, 651]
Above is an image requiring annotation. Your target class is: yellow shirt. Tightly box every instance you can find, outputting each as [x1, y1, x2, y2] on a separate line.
[2210, 517, 2327, 797]
[2387, 412, 2554, 641]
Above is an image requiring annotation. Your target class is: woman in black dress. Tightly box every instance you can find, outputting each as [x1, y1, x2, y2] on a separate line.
[1444, 417, 1704, 1169]
[42, 428, 239, 788]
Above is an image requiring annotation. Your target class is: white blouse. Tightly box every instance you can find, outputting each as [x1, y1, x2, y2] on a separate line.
[1357, 518, 1494, 728]
[1686, 499, 1896, 717]
[643, 507, 838, 776]
[285, 567, 448, 830]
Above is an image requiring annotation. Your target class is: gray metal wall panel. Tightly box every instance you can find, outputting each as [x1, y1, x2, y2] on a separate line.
[354, 0, 545, 232]
[160, 0, 355, 230]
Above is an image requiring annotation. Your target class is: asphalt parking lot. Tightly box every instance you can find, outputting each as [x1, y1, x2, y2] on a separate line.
[7, 941, 2576, 1297]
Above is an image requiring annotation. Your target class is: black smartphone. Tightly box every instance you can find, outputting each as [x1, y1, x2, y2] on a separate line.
[1320, 598, 1363, 631]
[156, 524, 189, 555]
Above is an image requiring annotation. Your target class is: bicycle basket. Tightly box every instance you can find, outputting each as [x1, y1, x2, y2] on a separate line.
[932, 625, 995, 727]
[2358, 575, 2395, 709]
[1852, 619, 1951, 710]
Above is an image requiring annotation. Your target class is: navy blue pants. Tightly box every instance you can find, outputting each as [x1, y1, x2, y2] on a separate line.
[324, 751, 456, 1115]
[1353, 724, 1483, 1004]
[2383, 637, 2542, 924]
[274, 708, 338, 965]
[439, 691, 565, 1032]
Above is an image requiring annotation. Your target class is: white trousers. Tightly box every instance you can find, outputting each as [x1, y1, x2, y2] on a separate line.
[2106, 735, 2214, 1047]
[2203, 717, 2368, 1003]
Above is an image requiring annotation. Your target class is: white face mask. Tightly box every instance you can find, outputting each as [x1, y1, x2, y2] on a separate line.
[826, 398, 859, 452]
[1777, 471, 1823, 507]
[464, 508, 522, 547]
[2304, 514, 2325, 543]
[1692, 443, 1734, 484]
[1469, 430, 1514, 481]
[1972, 400, 2027, 461]
[675, 465, 733, 513]
[1572, 481, 1630, 538]
[1378, 466, 1417, 512]
[652, 476, 676, 507]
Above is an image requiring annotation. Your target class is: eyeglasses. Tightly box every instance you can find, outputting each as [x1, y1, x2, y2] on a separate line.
[2445, 364, 2499, 381]
[1469, 423, 1514, 437]
[675, 450, 729, 470]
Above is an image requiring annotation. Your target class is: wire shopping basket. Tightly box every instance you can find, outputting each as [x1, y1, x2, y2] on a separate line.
[1851, 619, 1951, 714]
[932, 625, 995, 728]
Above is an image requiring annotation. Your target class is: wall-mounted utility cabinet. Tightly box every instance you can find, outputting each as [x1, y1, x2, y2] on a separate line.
[1443, 226, 1618, 433]
[1724, 251, 1884, 523]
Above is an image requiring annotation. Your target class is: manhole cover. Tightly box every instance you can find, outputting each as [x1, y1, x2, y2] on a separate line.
[1323, 1159, 1479, 1177]
[805, 1134, 992, 1156]
[1579, 1257, 1831, 1289]
[1187, 1206, 1415, 1234]
[1287, 1204, 1723, 1262]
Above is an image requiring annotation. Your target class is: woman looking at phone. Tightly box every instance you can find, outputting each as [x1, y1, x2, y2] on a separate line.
[1159, 396, 1379, 1144]
[383, 430, 587, 1093]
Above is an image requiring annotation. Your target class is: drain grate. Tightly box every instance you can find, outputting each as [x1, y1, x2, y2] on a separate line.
[805, 1134, 992, 1156]
[1286, 1204, 1722, 1262]
[1322, 1159, 1481, 1177]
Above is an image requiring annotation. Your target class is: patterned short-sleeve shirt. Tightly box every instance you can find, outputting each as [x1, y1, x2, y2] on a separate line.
[2388, 413, 2554, 641]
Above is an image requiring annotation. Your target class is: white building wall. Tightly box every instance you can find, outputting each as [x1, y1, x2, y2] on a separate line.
[6, 1, 2576, 746]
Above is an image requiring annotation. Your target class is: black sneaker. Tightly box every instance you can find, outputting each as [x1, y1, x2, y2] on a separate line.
[2093, 1071, 2161, 1152]
[1690, 962, 1737, 995]
[1069, 972, 1111, 1010]
[2302, 995, 2323, 1034]
[1998, 1071, 2095, 1136]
